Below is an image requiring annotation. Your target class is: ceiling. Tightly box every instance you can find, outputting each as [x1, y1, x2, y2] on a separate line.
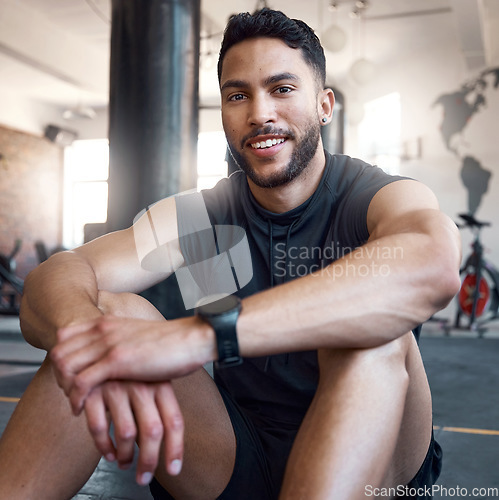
[0, 0, 498, 123]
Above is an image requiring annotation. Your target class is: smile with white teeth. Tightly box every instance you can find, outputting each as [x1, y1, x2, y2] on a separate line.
[250, 138, 285, 149]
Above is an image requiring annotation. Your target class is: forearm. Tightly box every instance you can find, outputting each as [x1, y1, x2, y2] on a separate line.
[20, 251, 102, 350]
[237, 213, 461, 355]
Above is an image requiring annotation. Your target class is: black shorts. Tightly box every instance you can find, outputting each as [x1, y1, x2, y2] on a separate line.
[150, 386, 443, 500]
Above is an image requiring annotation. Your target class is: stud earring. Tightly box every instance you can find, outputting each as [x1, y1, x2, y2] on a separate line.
[322, 117, 327, 123]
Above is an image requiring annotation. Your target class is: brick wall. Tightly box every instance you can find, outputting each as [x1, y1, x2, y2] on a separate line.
[0, 124, 63, 279]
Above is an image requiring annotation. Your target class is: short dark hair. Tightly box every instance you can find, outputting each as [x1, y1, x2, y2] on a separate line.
[217, 8, 326, 87]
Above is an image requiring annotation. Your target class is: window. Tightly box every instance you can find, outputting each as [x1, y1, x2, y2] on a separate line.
[357, 92, 401, 174]
[63, 139, 109, 248]
[63, 133, 229, 248]
[197, 131, 228, 190]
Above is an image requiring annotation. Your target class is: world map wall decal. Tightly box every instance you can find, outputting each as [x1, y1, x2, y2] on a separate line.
[433, 67, 499, 215]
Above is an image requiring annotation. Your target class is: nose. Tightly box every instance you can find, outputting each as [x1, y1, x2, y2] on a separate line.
[247, 93, 276, 127]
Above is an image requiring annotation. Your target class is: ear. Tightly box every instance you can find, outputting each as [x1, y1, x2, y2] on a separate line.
[318, 88, 335, 126]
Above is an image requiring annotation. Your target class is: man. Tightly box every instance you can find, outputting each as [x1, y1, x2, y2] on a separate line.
[0, 8, 461, 500]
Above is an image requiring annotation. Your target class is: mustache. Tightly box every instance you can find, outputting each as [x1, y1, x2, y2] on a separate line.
[240, 126, 295, 149]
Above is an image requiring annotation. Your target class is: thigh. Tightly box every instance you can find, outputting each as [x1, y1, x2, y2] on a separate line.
[97, 291, 238, 498]
[384, 334, 435, 489]
[152, 368, 238, 499]
[0, 356, 102, 499]
[281, 333, 433, 499]
[319, 333, 436, 489]
[151, 380, 277, 500]
[321, 333, 435, 489]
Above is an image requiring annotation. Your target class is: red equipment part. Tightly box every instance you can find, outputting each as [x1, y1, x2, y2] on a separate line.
[458, 273, 490, 317]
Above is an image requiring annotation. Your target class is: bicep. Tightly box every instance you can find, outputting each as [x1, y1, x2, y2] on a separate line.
[74, 196, 184, 293]
[366, 179, 461, 307]
[367, 179, 442, 240]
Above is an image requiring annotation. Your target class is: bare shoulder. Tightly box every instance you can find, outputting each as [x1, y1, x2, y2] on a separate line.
[366, 179, 454, 240]
[367, 180, 438, 225]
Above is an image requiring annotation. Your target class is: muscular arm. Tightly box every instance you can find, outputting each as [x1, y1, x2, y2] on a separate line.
[236, 179, 462, 354]
[45, 178, 461, 489]
[51, 179, 462, 411]
[21, 196, 181, 350]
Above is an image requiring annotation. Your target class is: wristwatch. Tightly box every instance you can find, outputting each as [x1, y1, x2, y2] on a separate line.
[196, 295, 243, 369]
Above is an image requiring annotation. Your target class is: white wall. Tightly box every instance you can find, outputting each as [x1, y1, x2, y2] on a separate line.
[199, 107, 223, 133]
[342, 41, 499, 323]
[0, 90, 108, 141]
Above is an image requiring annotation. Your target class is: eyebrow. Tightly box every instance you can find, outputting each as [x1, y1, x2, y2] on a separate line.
[220, 72, 300, 92]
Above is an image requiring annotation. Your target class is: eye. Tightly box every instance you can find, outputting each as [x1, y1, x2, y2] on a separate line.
[228, 93, 247, 102]
[274, 86, 293, 95]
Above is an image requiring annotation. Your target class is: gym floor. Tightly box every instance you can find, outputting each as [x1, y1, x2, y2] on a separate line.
[1, 314, 498, 500]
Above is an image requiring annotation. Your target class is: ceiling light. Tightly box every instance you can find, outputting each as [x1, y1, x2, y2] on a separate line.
[328, 1, 338, 11]
[62, 105, 97, 120]
[349, 58, 375, 85]
[350, 8, 360, 18]
[322, 24, 347, 52]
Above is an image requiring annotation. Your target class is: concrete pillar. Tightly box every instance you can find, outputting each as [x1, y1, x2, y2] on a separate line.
[107, 0, 200, 232]
[107, 0, 200, 316]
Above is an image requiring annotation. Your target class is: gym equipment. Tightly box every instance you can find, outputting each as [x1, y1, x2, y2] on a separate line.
[453, 213, 499, 336]
[0, 240, 24, 315]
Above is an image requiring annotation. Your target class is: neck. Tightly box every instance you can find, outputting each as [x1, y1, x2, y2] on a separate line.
[248, 149, 327, 213]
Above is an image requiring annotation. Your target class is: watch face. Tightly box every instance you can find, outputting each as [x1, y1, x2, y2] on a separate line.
[198, 294, 241, 316]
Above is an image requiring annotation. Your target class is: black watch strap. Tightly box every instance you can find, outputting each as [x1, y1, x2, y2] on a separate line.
[213, 310, 242, 368]
[196, 295, 242, 369]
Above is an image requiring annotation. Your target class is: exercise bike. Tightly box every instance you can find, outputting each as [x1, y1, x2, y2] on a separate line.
[0, 239, 24, 315]
[453, 213, 499, 336]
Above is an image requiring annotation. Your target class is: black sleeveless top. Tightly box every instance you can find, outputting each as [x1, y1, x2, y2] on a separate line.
[176, 152, 407, 429]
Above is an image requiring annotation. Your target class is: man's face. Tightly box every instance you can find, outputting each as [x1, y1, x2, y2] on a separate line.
[219, 37, 323, 189]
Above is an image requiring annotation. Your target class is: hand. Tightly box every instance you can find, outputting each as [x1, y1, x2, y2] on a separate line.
[50, 314, 215, 414]
[85, 379, 184, 485]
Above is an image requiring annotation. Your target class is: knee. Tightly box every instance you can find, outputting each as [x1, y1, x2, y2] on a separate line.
[317, 333, 413, 385]
[97, 290, 164, 321]
[96, 290, 123, 315]
[363, 333, 412, 368]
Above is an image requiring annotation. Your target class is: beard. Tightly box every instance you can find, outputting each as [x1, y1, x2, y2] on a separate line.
[227, 120, 321, 189]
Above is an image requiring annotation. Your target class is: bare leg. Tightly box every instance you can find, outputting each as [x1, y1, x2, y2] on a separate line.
[97, 292, 237, 499]
[0, 356, 102, 499]
[280, 332, 432, 499]
[0, 292, 236, 500]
